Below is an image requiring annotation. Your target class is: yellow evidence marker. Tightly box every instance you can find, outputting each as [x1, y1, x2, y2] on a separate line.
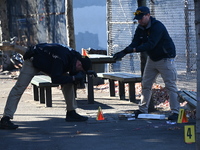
[177, 109, 188, 123]
[184, 125, 195, 143]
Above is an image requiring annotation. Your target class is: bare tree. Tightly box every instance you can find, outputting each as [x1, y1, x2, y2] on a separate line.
[0, 0, 13, 71]
[0, 0, 10, 41]
[65, 0, 76, 50]
[0, 0, 26, 54]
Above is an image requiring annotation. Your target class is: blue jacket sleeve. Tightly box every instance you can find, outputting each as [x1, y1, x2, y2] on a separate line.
[128, 27, 143, 49]
[50, 59, 74, 84]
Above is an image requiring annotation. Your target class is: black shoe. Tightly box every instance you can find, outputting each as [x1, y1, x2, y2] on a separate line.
[65, 110, 88, 122]
[134, 110, 143, 118]
[0, 116, 18, 130]
[168, 113, 178, 121]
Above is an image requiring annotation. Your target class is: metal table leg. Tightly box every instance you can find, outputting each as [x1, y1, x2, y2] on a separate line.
[87, 74, 94, 104]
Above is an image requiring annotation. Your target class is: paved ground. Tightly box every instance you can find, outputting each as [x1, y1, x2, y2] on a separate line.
[0, 73, 196, 150]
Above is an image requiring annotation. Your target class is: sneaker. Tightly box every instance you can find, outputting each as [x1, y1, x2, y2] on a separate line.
[168, 113, 178, 121]
[134, 110, 143, 119]
[65, 110, 88, 122]
[0, 116, 18, 130]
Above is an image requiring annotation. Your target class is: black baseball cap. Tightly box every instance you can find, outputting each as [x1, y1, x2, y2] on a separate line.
[134, 6, 150, 20]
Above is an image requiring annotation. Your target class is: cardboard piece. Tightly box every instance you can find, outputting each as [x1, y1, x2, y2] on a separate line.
[138, 114, 166, 120]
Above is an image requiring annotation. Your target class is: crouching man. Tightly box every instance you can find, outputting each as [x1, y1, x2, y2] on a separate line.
[0, 43, 92, 129]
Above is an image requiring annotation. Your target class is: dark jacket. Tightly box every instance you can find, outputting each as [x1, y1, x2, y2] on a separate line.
[127, 17, 176, 61]
[32, 43, 80, 84]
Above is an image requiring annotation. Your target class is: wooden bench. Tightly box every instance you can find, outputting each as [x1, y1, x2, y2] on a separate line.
[31, 75, 59, 107]
[31, 73, 97, 106]
[177, 90, 197, 110]
[98, 72, 142, 102]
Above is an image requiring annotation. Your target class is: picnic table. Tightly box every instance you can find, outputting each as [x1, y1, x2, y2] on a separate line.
[86, 54, 118, 103]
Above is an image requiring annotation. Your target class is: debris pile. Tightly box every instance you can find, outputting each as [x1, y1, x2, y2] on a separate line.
[95, 82, 194, 119]
[95, 82, 170, 108]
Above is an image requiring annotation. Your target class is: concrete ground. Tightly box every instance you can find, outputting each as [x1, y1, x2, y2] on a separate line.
[0, 73, 196, 150]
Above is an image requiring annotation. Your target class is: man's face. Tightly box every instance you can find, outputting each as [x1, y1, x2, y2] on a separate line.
[138, 14, 150, 27]
[76, 60, 84, 71]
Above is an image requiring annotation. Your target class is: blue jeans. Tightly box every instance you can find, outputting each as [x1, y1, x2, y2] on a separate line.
[139, 57, 180, 114]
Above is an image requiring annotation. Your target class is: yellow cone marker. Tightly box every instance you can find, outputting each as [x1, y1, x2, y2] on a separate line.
[177, 109, 188, 123]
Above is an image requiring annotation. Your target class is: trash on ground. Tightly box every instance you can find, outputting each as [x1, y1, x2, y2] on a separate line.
[138, 114, 166, 120]
[118, 113, 135, 120]
[166, 120, 177, 125]
[127, 118, 135, 121]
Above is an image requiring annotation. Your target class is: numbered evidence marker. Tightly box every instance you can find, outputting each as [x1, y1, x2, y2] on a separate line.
[184, 125, 195, 143]
[177, 109, 188, 123]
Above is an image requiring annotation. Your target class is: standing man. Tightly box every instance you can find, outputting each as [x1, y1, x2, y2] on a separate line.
[113, 6, 180, 121]
[0, 43, 92, 129]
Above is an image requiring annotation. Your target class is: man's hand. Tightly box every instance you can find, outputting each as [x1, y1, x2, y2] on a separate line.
[73, 71, 86, 88]
[113, 51, 126, 60]
[73, 71, 85, 82]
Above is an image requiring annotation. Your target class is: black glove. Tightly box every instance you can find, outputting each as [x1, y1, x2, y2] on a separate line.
[86, 70, 97, 77]
[113, 51, 126, 60]
[73, 71, 85, 82]
[124, 46, 133, 53]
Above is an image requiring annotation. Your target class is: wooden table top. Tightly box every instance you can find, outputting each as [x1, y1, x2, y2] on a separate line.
[102, 72, 142, 82]
[88, 54, 118, 64]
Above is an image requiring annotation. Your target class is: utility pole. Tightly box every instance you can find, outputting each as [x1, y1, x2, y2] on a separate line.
[136, 0, 157, 112]
[65, 0, 76, 50]
[194, 0, 200, 149]
[137, 0, 147, 76]
[137, 0, 146, 7]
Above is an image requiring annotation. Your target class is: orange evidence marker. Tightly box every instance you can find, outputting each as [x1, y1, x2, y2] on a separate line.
[96, 106, 105, 120]
[82, 48, 89, 57]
